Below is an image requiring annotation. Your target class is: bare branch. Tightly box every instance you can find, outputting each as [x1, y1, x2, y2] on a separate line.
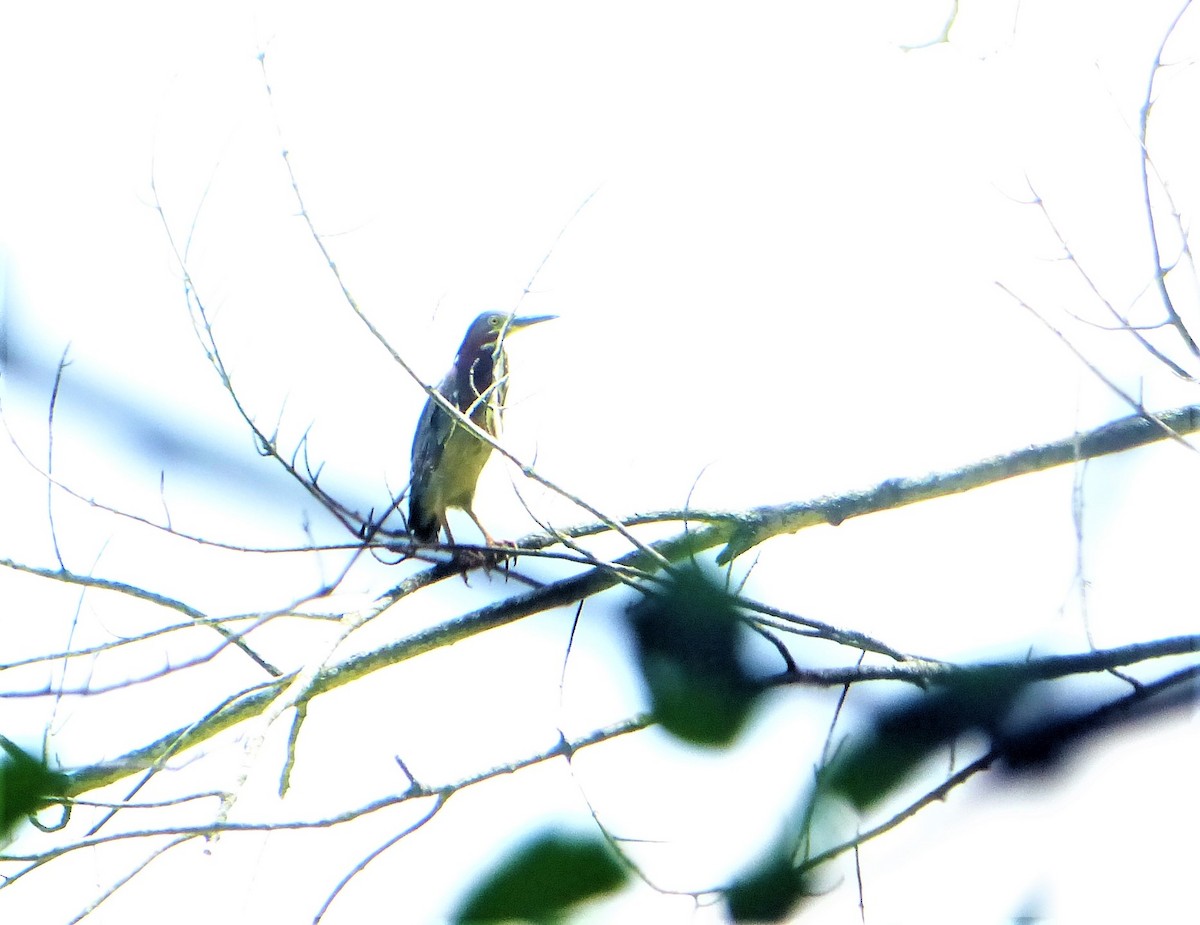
[719, 403, 1200, 562]
[1137, 0, 1199, 358]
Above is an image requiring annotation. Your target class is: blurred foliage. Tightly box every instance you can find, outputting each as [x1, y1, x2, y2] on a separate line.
[625, 565, 759, 747]
[822, 666, 1030, 811]
[445, 568, 1196, 923]
[453, 829, 626, 924]
[0, 736, 69, 847]
[724, 841, 818, 923]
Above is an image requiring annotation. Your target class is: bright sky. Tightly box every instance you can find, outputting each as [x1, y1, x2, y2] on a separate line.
[1, 2, 1197, 923]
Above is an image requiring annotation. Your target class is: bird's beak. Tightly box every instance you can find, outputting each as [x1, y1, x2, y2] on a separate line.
[506, 314, 558, 332]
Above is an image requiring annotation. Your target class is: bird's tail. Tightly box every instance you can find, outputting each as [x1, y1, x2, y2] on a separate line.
[407, 499, 440, 542]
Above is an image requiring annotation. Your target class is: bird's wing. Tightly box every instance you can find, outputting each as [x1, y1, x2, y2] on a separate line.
[408, 376, 456, 540]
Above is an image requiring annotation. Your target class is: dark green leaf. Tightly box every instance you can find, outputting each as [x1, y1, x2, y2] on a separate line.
[725, 845, 811, 923]
[0, 738, 69, 843]
[823, 667, 1029, 811]
[626, 566, 759, 747]
[453, 830, 626, 924]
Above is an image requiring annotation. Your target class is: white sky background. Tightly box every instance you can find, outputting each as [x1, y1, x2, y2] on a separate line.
[0, 1, 1198, 923]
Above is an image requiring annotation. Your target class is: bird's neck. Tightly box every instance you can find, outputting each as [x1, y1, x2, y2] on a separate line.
[456, 345, 505, 414]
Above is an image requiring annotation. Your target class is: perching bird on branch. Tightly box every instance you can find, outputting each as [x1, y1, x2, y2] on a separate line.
[408, 311, 556, 546]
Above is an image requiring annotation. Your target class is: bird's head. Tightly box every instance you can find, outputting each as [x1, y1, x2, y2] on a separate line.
[458, 311, 557, 359]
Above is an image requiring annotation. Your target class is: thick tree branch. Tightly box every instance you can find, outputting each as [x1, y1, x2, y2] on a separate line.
[56, 405, 1200, 800]
[765, 634, 1198, 689]
[718, 403, 1200, 562]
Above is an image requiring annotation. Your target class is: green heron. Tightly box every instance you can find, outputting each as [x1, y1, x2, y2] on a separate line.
[408, 311, 556, 546]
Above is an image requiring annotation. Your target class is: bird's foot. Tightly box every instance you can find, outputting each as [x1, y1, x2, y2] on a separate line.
[451, 543, 515, 581]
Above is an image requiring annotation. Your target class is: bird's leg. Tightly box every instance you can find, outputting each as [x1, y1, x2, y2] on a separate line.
[465, 507, 496, 549]
[440, 516, 483, 582]
[465, 506, 515, 573]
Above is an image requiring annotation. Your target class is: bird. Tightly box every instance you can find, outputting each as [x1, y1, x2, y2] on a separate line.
[408, 311, 556, 547]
